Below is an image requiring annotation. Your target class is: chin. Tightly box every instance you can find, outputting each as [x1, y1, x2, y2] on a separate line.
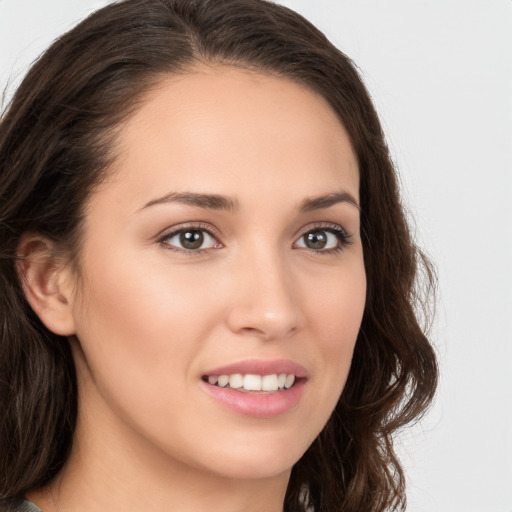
[191, 431, 311, 481]
[210, 454, 297, 481]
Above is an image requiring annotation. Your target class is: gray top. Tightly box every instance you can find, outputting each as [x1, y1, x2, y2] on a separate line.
[15, 500, 42, 512]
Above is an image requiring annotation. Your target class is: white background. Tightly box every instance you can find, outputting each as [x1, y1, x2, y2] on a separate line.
[1, 1, 511, 511]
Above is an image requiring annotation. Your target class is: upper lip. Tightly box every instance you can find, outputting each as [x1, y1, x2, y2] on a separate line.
[203, 359, 308, 378]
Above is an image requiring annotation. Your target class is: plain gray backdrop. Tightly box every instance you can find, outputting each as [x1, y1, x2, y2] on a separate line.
[1, 1, 511, 510]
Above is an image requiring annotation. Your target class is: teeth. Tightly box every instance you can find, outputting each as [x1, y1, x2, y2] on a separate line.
[217, 375, 229, 387]
[284, 374, 295, 389]
[243, 374, 261, 391]
[206, 373, 297, 392]
[229, 374, 243, 388]
[261, 374, 279, 391]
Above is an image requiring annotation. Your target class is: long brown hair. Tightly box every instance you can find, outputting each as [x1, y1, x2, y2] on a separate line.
[0, 1, 437, 511]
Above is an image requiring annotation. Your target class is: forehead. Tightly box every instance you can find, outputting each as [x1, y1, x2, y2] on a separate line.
[100, 66, 359, 209]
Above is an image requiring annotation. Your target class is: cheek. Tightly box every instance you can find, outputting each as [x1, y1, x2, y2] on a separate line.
[71, 247, 220, 395]
[69, 250, 228, 461]
[311, 259, 366, 345]
[306, 260, 366, 397]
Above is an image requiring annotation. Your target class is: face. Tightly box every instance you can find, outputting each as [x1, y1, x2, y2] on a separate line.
[68, 67, 366, 481]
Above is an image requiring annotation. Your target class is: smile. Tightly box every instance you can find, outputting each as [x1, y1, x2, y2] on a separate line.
[200, 360, 307, 418]
[204, 373, 296, 392]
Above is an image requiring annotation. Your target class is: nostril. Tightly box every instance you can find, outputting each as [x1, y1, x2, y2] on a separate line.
[240, 326, 264, 335]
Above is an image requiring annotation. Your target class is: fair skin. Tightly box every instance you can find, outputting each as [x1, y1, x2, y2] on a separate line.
[21, 66, 366, 512]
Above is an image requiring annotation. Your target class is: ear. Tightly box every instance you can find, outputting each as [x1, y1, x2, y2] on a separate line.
[16, 233, 77, 336]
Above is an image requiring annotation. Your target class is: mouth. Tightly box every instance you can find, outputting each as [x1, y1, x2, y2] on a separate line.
[200, 360, 308, 418]
[201, 373, 301, 393]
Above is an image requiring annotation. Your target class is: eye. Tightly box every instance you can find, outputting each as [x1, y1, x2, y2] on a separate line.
[160, 226, 221, 253]
[294, 226, 350, 253]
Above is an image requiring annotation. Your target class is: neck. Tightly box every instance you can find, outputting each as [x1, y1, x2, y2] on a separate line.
[30, 460, 289, 512]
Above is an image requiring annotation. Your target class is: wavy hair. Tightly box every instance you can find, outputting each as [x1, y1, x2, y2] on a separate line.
[0, 1, 437, 510]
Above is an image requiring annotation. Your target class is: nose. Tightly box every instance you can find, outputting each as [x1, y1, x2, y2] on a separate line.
[225, 248, 304, 341]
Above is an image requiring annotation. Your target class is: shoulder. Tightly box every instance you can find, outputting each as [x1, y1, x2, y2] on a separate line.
[12, 500, 42, 512]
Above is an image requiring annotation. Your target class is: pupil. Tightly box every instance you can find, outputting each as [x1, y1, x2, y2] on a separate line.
[306, 231, 327, 249]
[180, 230, 204, 250]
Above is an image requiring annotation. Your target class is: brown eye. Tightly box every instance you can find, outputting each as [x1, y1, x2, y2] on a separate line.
[161, 228, 219, 252]
[180, 230, 204, 250]
[304, 230, 328, 249]
[294, 227, 349, 252]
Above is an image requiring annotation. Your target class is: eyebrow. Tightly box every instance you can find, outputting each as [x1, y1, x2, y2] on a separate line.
[141, 192, 239, 212]
[299, 191, 360, 212]
[141, 190, 359, 213]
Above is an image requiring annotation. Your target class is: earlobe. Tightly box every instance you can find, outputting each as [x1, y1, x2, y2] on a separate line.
[16, 234, 77, 336]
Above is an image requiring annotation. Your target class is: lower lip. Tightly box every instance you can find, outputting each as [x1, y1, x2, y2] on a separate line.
[200, 379, 306, 418]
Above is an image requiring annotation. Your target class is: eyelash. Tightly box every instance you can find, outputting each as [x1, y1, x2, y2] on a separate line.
[158, 222, 221, 256]
[158, 222, 352, 256]
[296, 223, 353, 255]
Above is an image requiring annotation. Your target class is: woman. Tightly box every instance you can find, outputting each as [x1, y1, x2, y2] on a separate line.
[0, 1, 438, 511]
